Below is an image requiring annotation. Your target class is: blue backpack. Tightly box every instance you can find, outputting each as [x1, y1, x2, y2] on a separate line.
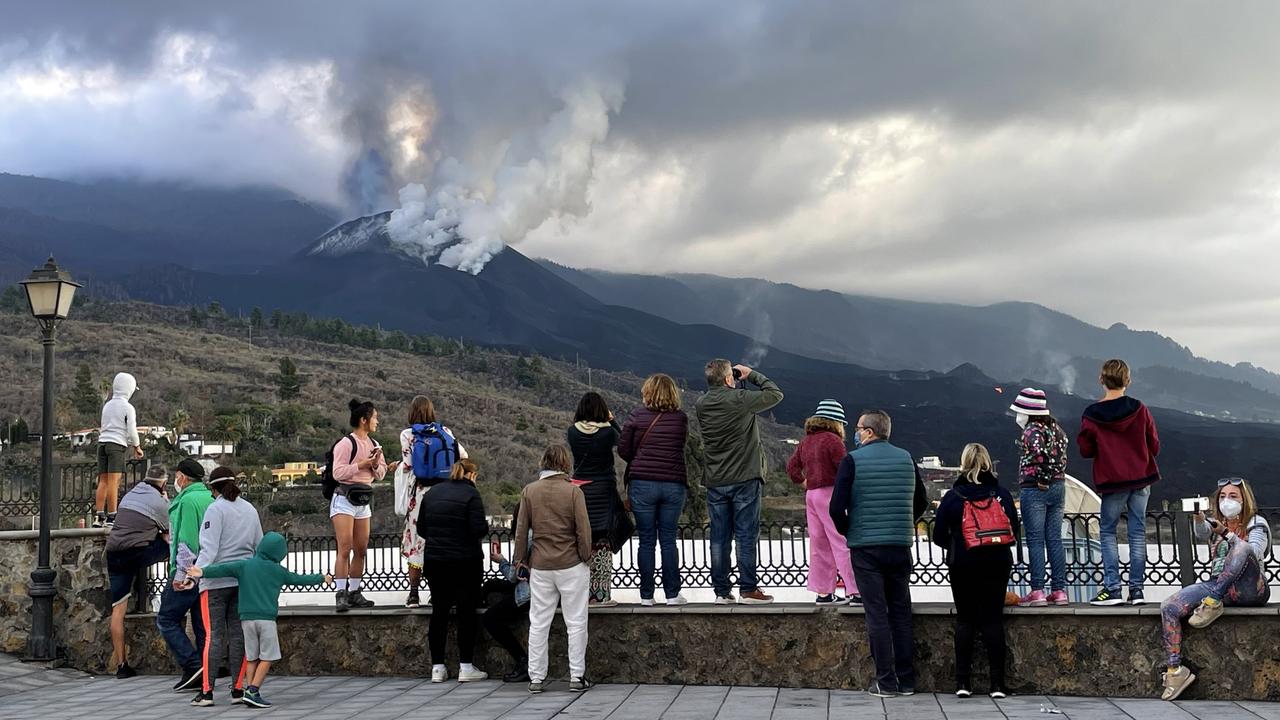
[410, 422, 459, 480]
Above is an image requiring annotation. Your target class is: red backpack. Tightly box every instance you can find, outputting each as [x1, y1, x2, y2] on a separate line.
[960, 493, 1015, 549]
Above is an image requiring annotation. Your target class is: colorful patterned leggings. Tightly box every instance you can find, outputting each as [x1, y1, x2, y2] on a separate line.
[1160, 540, 1270, 667]
[589, 545, 613, 603]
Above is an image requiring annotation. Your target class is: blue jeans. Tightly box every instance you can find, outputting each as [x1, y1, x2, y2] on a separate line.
[156, 582, 206, 673]
[1099, 487, 1150, 592]
[1020, 482, 1066, 592]
[628, 480, 687, 600]
[706, 479, 761, 597]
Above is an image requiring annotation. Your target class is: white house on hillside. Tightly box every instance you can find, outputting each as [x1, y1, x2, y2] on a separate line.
[178, 433, 235, 457]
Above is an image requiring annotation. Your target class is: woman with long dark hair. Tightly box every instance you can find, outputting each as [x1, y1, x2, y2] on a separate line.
[397, 395, 466, 608]
[190, 467, 262, 707]
[416, 459, 488, 683]
[330, 399, 387, 612]
[566, 392, 622, 607]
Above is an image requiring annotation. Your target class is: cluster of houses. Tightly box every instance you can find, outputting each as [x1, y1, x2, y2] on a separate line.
[59, 426, 237, 457]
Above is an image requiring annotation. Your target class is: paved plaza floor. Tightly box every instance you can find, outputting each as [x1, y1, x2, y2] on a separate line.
[4, 654, 1280, 720]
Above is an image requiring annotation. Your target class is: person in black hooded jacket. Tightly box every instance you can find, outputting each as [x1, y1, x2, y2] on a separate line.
[566, 392, 623, 607]
[930, 443, 1019, 700]
[416, 459, 489, 683]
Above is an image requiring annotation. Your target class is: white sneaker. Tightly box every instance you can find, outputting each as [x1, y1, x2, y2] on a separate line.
[666, 594, 689, 606]
[431, 666, 447, 683]
[457, 667, 488, 683]
[640, 598, 655, 607]
[714, 594, 737, 605]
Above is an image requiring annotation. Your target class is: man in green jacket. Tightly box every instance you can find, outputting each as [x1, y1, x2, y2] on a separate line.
[156, 458, 214, 691]
[694, 359, 784, 605]
[189, 532, 330, 708]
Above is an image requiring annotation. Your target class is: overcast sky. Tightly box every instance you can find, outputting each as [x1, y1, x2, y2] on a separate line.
[4, 2, 1280, 368]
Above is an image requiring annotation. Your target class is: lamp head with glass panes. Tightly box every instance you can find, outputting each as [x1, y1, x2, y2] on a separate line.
[20, 257, 81, 322]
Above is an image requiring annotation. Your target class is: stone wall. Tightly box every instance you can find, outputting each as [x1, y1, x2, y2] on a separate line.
[0, 529, 112, 670]
[118, 604, 1280, 701]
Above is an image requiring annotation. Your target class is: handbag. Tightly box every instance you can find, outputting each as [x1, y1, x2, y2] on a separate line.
[608, 413, 662, 553]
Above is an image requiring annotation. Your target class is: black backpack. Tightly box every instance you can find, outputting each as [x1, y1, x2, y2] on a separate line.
[321, 434, 358, 500]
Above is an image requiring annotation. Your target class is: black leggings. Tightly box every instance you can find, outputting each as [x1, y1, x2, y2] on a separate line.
[424, 559, 482, 664]
[949, 550, 1012, 687]
[482, 594, 530, 662]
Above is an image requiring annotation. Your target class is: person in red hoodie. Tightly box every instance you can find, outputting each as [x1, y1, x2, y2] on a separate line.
[1078, 359, 1160, 606]
[787, 400, 859, 605]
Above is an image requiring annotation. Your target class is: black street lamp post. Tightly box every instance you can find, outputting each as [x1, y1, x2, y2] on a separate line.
[19, 257, 80, 662]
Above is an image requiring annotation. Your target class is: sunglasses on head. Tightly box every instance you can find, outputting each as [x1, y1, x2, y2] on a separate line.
[1217, 477, 1245, 487]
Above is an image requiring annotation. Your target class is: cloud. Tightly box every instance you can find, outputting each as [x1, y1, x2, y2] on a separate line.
[4, 2, 1280, 363]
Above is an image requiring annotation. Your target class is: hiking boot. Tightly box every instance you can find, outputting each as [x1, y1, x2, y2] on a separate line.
[815, 594, 845, 605]
[1018, 590, 1048, 607]
[431, 666, 448, 683]
[528, 681, 545, 694]
[1128, 588, 1147, 605]
[458, 667, 488, 683]
[230, 689, 245, 704]
[739, 589, 774, 605]
[190, 691, 214, 707]
[174, 667, 203, 691]
[1048, 590, 1070, 606]
[115, 663, 137, 679]
[570, 677, 594, 692]
[666, 594, 689, 606]
[1089, 588, 1125, 606]
[335, 589, 349, 613]
[348, 589, 375, 608]
[1162, 666, 1195, 701]
[242, 689, 271, 708]
[714, 594, 737, 605]
[866, 681, 896, 698]
[504, 658, 530, 683]
[404, 591, 420, 609]
[1189, 597, 1224, 628]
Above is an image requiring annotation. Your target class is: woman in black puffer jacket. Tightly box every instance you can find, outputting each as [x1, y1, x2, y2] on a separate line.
[416, 459, 489, 683]
[619, 374, 691, 606]
[566, 392, 623, 607]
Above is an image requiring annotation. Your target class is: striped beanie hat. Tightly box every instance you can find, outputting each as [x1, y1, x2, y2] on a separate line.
[813, 399, 847, 425]
[1009, 388, 1050, 416]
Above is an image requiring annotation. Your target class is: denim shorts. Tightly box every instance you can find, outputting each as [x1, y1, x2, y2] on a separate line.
[329, 492, 372, 519]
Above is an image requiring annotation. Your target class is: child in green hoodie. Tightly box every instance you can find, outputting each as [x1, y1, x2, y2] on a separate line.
[189, 532, 330, 709]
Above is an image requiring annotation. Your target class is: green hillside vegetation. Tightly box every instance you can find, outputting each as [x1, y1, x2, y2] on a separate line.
[0, 289, 805, 521]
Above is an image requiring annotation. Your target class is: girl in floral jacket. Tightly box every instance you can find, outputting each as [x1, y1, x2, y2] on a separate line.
[1009, 388, 1069, 606]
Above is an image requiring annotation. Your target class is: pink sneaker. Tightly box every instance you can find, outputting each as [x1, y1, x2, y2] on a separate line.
[1048, 590, 1070, 606]
[1018, 590, 1048, 607]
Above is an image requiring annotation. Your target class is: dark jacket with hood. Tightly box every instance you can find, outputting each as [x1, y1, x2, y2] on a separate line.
[618, 408, 688, 485]
[930, 471, 1019, 566]
[416, 478, 488, 562]
[200, 532, 325, 621]
[567, 420, 622, 539]
[1077, 396, 1160, 494]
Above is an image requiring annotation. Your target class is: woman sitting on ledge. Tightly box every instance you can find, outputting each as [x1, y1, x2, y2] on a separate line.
[1160, 477, 1272, 701]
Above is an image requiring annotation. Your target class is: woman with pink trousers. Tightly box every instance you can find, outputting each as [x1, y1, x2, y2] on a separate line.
[787, 400, 860, 604]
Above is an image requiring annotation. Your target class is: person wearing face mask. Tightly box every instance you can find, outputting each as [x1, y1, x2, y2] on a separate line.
[1009, 389, 1070, 607]
[1159, 477, 1271, 701]
[156, 458, 215, 692]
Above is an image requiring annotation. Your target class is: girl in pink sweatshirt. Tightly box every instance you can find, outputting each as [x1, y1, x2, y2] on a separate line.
[786, 400, 859, 604]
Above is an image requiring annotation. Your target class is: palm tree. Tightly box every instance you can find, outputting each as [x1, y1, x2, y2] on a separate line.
[169, 409, 191, 440]
[206, 415, 242, 457]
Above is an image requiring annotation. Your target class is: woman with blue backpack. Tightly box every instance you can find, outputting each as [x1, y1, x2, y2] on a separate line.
[930, 443, 1019, 700]
[397, 395, 465, 609]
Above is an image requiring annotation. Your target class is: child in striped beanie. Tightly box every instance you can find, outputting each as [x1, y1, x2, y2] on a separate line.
[785, 400, 860, 605]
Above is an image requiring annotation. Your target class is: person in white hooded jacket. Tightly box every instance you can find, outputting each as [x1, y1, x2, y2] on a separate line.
[95, 372, 144, 527]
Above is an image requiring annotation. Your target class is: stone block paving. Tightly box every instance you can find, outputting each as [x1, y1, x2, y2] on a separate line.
[3, 655, 1279, 720]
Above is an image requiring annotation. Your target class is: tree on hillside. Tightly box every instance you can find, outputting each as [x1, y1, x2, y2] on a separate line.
[269, 309, 283, 330]
[6, 417, 29, 445]
[169, 409, 191, 438]
[207, 301, 224, 316]
[276, 356, 303, 401]
[250, 307, 264, 331]
[0, 286, 25, 313]
[71, 364, 100, 420]
[273, 404, 307, 443]
[206, 415, 242, 455]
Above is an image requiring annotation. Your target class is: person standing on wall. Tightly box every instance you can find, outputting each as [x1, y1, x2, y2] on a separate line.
[1009, 389, 1070, 607]
[694, 359, 784, 605]
[191, 468, 262, 707]
[618, 374, 692, 607]
[829, 409, 928, 698]
[330, 399, 388, 612]
[105, 463, 171, 679]
[1078, 359, 1161, 606]
[396, 395, 465, 609]
[566, 392, 623, 608]
[786, 400, 860, 605]
[930, 444, 1019, 700]
[94, 372, 143, 527]
[516, 445, 595, 694]
[416, 459, 489, 684]
[157, 458, 215, 692]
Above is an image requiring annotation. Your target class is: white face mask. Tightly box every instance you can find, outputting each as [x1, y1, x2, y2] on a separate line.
[1219, 498, 1243, 519]
[1015, 414, 1029, 429]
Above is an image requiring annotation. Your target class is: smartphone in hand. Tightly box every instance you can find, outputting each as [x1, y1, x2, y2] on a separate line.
[490, 540, 501, 556]
[516, 564, 530, 582]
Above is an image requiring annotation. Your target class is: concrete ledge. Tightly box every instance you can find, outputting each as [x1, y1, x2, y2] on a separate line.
[0, 528, 110, 541]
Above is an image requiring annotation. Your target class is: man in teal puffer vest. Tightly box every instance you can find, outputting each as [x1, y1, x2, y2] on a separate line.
[829, 410, 927, 698]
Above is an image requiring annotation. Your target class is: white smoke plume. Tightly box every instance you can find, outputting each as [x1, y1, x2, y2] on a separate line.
[385, 78, 623, 274]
